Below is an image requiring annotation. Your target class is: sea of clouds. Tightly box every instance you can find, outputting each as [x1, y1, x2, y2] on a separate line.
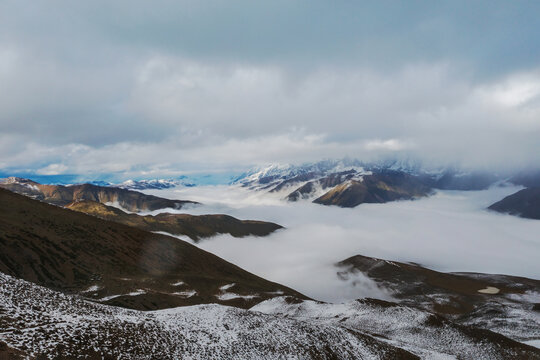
[142, 184, 540, 303]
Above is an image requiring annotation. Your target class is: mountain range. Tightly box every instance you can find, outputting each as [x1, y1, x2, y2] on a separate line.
[0, 183, 539, 358]
[234, 160, 540, 219]
[0, 177, 196, 212]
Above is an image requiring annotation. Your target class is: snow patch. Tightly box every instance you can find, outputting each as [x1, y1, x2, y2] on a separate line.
[219, 283, 236, 291]
[81, 285, 101, 293]
[173, 290, 197, 298]
[217, 292, 259, 301]
[477, 286, 500, 294]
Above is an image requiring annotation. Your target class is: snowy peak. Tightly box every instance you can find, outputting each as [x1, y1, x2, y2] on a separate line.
[234, 159, 504, 201]
[232, 159, 370, 190]
[0, 176, 39, 185]
[116, 179, 189, 190]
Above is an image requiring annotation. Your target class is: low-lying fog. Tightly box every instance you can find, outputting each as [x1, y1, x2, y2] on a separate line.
[142, 185, 540, 303]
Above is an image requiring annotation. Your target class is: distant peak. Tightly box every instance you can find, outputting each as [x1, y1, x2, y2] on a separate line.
[0, 177, 40, 185]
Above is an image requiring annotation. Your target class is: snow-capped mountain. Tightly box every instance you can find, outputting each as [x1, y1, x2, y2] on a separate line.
[231, 159, 369, 190]
[232, 159, 502, 208]
[116, 178, 195, 190]
[0, 177, 196, 212]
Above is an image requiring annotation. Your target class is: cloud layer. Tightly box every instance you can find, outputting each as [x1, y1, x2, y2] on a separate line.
[1, 1, 540, 176]
[142, 185, 540, 302]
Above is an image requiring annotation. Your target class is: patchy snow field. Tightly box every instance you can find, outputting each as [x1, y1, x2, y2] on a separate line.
[1, 273, 538, 359]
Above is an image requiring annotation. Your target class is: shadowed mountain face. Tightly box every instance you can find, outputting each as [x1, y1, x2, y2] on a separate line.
[66, 200, 283, 241]
[488, 187, 540, 220]
[509, 170, 540, 188]
[310, 171, 432, 208]
[337, 255, 540, 342]
[0, 177, 197, 212]
[417, 171, 499, 191]
[0, 188, 305, 310]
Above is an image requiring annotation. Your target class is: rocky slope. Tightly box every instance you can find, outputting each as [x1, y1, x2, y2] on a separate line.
[2, 272, 539, 359]
[0, 177, 197, 212]
[337, 255, 540, 342]
[488, 187, 540, 220]
[66, 199, 283, 241]
[311, 171, 431, 208]
[254, 297, 540, 359]
[0, 273, 417, 359]
[0, 188, 303, 310]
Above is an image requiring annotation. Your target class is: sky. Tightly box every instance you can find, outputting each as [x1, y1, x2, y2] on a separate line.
[142, 184, 540, 303]
[1, 1, 540, 179]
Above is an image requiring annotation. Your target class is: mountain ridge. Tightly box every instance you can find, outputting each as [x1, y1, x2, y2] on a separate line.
[0, 177, 197, 212]
[66, 199, 283, 241]
[0, 187, 304, 310]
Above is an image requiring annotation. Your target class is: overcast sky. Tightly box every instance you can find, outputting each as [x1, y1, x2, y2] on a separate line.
[1, 1, 540, 178]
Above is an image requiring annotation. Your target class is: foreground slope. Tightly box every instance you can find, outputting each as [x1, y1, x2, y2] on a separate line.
[337, 255, 540, 342]
[0, 273, 417, 359]
[488, 187, 540, 220]
[2, 273, 539, 359]
[66, 199, 283, 241]
[0, 188, 303, 310]
[0, 177, 197, 212]
[253, 297, 540, 359]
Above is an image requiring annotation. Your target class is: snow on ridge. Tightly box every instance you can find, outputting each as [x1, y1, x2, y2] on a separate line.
[116, 179, 185, 190]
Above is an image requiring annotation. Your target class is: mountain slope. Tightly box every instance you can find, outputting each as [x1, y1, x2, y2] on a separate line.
[488, 187, 540, 220]
[337, 255, 540, 342]
[0, 273, 418, 359]
[3, 272, 539, 359]
[312, 171, 431, 208]
[0, 177, 197, 212]
[66, 200, 283, 241]
[253, 297, 540, 359]
[0, 188, 304, 310]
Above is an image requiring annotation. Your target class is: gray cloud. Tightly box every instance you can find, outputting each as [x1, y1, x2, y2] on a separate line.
[1, 1, 540, 176]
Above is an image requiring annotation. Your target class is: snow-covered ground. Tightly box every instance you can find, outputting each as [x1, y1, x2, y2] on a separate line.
[1, 273, 537, 359]
[140, 184, 540, 304]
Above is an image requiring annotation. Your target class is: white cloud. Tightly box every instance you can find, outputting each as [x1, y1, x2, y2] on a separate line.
[482, 72, 540, 107]
[141, 185, 540, 303]
[364, 139, 413, 151]
[36, 163, 69, 175]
